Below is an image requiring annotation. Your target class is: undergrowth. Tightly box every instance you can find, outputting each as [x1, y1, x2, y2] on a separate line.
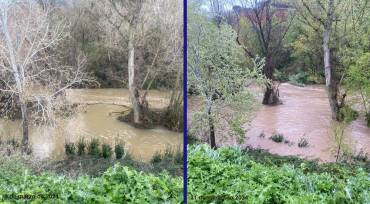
[188, 144, 370, 203]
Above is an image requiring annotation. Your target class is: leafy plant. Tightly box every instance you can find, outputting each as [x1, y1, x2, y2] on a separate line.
[188, 144, 370, 203]
[0, 163, 182, 203]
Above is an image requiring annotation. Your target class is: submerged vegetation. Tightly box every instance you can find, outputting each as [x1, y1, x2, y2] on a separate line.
[188, 145, 370, 203]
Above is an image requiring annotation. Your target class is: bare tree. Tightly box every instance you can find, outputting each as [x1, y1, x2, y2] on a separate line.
[96, 0, 182, 125]
[0, 0, 92, 149]
[233, 0, 294, 105]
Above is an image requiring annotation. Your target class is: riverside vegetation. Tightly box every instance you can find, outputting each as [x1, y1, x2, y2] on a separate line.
[0, 137, 183, 203]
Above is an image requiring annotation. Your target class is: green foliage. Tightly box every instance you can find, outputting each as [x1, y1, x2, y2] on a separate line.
[101, 144, 112, 159]
[64, 142, 76, 156]
[338, 105, 359, 123]
[188, 144, 370, 203]
[188, 4, 267, 145]
[77, 138, 86, 156]
[288, 72, 307, 87]
[114, 144, 124, 159]
[0, 163, 182, 203]
[88, 138, 100, 156]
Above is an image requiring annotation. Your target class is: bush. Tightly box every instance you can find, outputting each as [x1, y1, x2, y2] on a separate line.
[0, 163, 182, 203]
[338, 105, 359, 123]
[188, 144, 370, 203]
[366, 112, 370, 127]
[101, 144, 112, 159]
[114, 144, 124, 159]
[64, 142, 75, 156]
[269, 133, 284, 143]
[88, 138, 100, 156]
[298, 138, 309, 148]
[77, 138, 86, 156]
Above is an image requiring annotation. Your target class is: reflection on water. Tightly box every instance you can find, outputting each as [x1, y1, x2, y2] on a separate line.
[0, 89, 182, 162]
[244, 83, 370, 162]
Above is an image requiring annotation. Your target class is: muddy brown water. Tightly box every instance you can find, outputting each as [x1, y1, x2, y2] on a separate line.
[189, 83, 370, 162]
[0, 89, 182, 162]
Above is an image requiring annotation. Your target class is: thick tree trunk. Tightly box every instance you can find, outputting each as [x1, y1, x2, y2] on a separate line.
[207, 105, 216, 149]
[323, 0, 339, 120]
[20, 101, 29, 148]
[262, 54, 280, 105]
[128, 25, 141, 124]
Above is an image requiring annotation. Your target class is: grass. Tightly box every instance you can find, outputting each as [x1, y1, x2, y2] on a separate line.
[114, 144, 124, 159]
[77, 138, 86, 155]
[101, 144, 112, 158]
[88, 138, 100, 156]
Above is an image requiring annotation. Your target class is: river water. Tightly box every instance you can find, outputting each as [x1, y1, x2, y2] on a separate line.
[0, 89, 182, 162]
[188, 83, 370, 162]
[245, 83, 370, 162]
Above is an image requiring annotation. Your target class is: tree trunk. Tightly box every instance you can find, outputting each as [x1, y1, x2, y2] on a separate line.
[208, 105, 216, 149]
[323, 0, 338, 120]
[262, 54, 280, 105]
[21, 101, 29, 148]
[128, 25, 141, 124]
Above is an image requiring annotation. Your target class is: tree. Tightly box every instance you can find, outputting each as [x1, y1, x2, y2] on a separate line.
[0, 0, 92, 149]
[96, 0, 183, 125]
[233, 0, 294, 105]
[297, 0, 370, 119]
[188, 5, 266, 148]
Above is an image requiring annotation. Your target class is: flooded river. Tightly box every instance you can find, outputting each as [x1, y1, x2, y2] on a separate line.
[0, 89, 182, 162]
[189, 83, 370, 162]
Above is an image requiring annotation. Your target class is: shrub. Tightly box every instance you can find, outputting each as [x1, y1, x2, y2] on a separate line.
[269, 133, 284, 143]
[65, 142, 76, 156]
[114, 144, 124, 159]
[77, 138, 86, 156]
[101, 144, 112, 159]
[88, 138, 100, 156]
[298, 138, 309, 148]
[366, 112, 370, 127]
